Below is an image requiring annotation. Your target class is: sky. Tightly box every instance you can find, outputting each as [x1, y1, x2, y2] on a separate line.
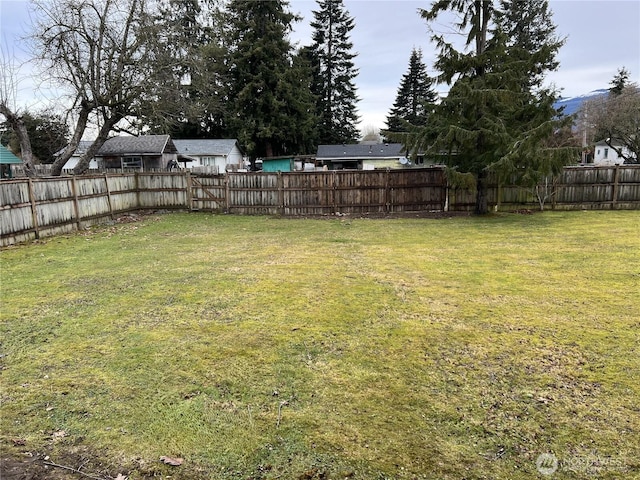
[1, 0, 639, 135]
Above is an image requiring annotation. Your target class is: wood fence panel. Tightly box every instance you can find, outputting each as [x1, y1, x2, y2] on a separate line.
[136, 173, 189, 209]
[31, 178, 77, 238]
[0, 179, 35, 244]
[333, 170, 387, 213]
[228, 173, 280, 215]
[106, 175, 138, 213]
[282, 172, 334, 215]
[387, 168, 446, 212]
[448, 188, 476, 211]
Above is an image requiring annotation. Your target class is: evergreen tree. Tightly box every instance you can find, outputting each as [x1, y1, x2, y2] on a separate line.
[310, 0, 359, 144]
[226, 0, 315, 160]
[137, 0, 230, 138]
[2, 111, 69, 164]
[397, 0, 571, 214]
[497, 0, 561, 88]
[386, 48, 437, 134]
[609, 67, 630, 96]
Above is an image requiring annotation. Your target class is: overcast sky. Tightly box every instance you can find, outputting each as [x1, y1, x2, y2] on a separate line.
[1, 0, 639, 135]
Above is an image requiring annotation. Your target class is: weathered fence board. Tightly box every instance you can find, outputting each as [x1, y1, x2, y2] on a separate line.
[1, 166, 639, 246]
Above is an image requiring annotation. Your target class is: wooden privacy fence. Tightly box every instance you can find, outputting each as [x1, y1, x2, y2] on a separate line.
[447, 165, 640, 211]
[1, 166, 639, 246]
[0, 169, 446, 246]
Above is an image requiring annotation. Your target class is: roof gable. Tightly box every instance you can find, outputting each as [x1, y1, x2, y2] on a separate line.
[316, 143, 405, 159]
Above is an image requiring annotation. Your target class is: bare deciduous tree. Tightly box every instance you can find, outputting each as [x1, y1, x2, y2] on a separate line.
[31, 0, 157, 175]
[0, 48, 37, 176]
[580, 84, 640, 164]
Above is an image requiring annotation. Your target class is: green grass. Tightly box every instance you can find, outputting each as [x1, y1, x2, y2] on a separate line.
[1, 211, 639, 479]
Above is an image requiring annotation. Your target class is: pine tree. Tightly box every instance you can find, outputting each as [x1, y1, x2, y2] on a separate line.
[310, 0, 360, 144]
[226, 0, 316, 160]
[386, 48, 437, 134]
[398, 0, 571, 214]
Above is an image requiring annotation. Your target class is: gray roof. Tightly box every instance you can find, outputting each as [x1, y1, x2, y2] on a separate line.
[316, 143, 405, 160]
[173, 139, 241, 156]
[53, 140, 93, 158]
[594, 139, 624, 146]
[97, 135, 176, 156]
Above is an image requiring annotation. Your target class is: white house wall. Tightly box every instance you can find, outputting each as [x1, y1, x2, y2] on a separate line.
[593, 144, 629, 165]
[227, 147, 243, 165]
[63, 157, 99, 170]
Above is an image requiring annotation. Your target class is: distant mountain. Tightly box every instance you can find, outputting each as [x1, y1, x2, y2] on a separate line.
[554, 89, 608, 116]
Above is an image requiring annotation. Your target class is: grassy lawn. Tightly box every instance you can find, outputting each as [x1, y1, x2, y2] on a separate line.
[1, 211, 639, 479]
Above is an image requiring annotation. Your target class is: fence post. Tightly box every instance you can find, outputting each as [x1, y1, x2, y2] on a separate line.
[612, 165, 620, 209]
[225, 173, 231, 213]
[384, 169, 390, 213]
[185, 171, 193, 211]
[70, 176, 81, 231]
[135, 171, 141, 209]
[277, 171, 284, 215]
[444, 175, 450, 212]
[332, 170, 337, 215]
[27, 177, 40, 239]
[104, 173, 114, 219]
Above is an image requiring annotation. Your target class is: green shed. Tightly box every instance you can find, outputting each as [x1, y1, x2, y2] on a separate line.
[0, 144, 23, 179]
[261, 156, 294, 172]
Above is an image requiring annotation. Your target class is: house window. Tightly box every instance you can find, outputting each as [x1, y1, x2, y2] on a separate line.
[604, 148, 609, 159]
[122, 156, 142, 169]
[202, 156, 215, 166]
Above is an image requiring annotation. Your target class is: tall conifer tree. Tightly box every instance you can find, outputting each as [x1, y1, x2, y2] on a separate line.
[386, 48, 437, 134]
[309, 0, 359, 144]
[397, 0, 571, 214]
[226, 0, 316, 160]
[135, 0, 230, 138]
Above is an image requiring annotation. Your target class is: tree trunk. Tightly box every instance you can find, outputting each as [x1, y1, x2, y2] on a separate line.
[73, 115, 122, 175]
[0, 104, 37, 177]
[474, 170, 489, 215]
[51, 103, 92, 176]
[265, 141, 274, 158]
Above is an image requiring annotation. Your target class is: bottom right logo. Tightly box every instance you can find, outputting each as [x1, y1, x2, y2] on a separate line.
[536, 453, 559, 475]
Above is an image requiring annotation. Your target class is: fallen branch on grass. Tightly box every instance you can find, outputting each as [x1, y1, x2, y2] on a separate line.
[42, 459, 105, 480]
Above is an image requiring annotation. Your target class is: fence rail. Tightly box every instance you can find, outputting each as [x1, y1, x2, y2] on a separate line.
[1, 166, 639, 246]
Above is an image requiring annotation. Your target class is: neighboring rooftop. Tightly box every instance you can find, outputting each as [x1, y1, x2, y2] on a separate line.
[317, 143, 405, 159]
[97, 135, 176, 155]
[173, 139, 241, 156]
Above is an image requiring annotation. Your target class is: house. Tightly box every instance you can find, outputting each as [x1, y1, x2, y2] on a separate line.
[0, 144, 22, 179]
[173, 139, 244, 174]
[95, 135, 178, 171]
[316, 143, 413, 170]
[592, 139, 634, 166]
[60, 140, 100, 170]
